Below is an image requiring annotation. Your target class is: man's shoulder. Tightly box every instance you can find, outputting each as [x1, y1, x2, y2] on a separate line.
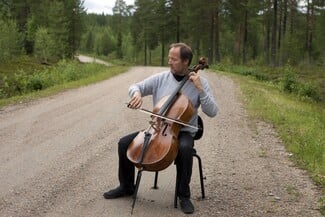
[158, 70, 171, 75]
[153, 70, 171, 78]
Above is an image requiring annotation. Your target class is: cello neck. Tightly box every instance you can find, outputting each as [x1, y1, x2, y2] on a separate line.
[158, 75, 189, 116]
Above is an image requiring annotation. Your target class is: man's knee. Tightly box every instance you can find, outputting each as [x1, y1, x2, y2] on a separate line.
[118, 132, 139, 155]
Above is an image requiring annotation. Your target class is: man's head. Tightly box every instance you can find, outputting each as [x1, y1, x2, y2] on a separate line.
[168, 43, 193, 75]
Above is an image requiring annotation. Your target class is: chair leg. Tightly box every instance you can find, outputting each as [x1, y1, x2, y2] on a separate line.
[153, 171, 159, 189]
[174, 151, 206, 208]
[131, 168, 143, 214]
[193, 153, 205, 199]
[174, 173, 180, 208]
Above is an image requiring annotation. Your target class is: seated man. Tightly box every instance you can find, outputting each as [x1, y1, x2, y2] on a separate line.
[103, 42, 218, 214]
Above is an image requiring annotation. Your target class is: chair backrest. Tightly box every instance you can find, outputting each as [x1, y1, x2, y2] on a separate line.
[193, 115, 204, 140]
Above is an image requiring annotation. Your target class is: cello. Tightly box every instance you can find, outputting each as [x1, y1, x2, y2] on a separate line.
[126, 57, 208, 172]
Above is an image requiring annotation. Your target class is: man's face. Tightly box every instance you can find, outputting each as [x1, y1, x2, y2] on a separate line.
[168, 47, 189, 75]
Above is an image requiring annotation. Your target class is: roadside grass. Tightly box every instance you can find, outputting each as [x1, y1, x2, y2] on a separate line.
[213, 63, 324, 103]
[213, 69, 324, 213]
[0, 56, 48, 76]
[0, 60, 129, 108]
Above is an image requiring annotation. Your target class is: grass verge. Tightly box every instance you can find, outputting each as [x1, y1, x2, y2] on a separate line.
[213, 70, 324, 214]
[0, 65, 129, 108]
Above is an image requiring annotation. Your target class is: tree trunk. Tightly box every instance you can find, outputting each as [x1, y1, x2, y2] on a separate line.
[195, 40, 200, 59]
[214, 7, 220, 63]
[144, 41, 147, 66]
[271, 0, 278, 66]
[161, 43, 165, 66]
[289, 0, 297, 36]
[234, 23, 243, 64]
[306, 0, 315, 63]
[283, 0, 288, 38]
[208, 7, 214, 64]
[278, 0, 282, 51]
[176, 14, 180, 42]
[265, 0, 272, 65]
[243, 4, 248, 65]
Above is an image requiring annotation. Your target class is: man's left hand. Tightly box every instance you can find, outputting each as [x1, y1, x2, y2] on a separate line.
[188, 72, 203, 92]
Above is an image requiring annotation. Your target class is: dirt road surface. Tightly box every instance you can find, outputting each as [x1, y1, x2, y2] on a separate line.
[75, 55, 112, 66]
[0, 66, 322, 217]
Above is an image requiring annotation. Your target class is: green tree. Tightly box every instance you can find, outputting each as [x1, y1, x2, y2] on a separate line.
[112, 0, 129, 58]
[0, 19, 24, 60]
[33, 27, 55, 64]
[313, 2, 325, 64]
[84, 30, 95, 53]
[64, 0, 85, 58]
[132, 0, 158, 65]
[0, 0, 11, 19]
[47, 1, 70, 60]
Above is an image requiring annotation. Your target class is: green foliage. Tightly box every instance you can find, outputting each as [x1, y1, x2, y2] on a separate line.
[297, 82, 320, 101]
[80, 24, 119, 57]
[47, 1, 70, 59]
[280, 65, 322, 102]
[211, 63, 324, 103]
[3, 0, 85, 61]
[0, 19, 24, 60]
[281, 65, 297, 92]
[98, 28, 117, 56]
[0, 59, 111, 99]
[2, 0, 325, 65]
[84, 30, 94, 52]
[313, 7, 325, 65]
[281, 34, 305, 65]
[34, 27, 56, 63]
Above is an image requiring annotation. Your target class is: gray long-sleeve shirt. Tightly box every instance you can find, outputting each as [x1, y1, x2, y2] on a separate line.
[129, 70, 218, 135]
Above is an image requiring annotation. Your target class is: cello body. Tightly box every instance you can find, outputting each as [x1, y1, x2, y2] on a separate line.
[126, 94, 195, 171]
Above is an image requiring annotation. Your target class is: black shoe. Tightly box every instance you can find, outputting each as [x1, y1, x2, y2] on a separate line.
[179, 197, 194, 214]
[103, 186, 134, 199]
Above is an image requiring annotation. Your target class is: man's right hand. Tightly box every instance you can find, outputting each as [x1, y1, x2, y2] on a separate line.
[127, 91, 142, 109]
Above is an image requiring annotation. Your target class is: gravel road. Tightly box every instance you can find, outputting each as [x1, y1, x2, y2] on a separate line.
[0, 66, 322, 217]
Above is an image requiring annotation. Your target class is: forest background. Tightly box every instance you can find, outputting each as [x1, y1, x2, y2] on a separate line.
[0, 0, 324, 212]
[0, 0, 324, 101]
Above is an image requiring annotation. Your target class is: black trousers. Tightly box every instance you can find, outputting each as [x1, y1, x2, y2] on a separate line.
[117, 131, 194, 199]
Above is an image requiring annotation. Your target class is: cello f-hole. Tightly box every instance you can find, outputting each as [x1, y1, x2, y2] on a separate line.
[162, 123, 169, 136]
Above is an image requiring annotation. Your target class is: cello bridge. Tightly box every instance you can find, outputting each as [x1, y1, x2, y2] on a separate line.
[149, 120, 160, 132]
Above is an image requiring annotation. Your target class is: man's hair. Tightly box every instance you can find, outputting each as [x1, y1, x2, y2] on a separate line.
[170, 42, 193, 66]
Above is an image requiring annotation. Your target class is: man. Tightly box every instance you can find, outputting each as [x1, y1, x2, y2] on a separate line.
[103, 42, 218, 214]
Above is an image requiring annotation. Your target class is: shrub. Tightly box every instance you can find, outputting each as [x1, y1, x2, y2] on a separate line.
[297, 82, 321, 101]
[281, 65, 297, 93]
[27, 74, 43, 91]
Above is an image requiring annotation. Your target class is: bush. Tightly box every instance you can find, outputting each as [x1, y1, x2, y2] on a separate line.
[281, 65, 297, 93]
[27, 74, 43, 91]
[297, 82, 321, 101]
[0, 72, 29, 97]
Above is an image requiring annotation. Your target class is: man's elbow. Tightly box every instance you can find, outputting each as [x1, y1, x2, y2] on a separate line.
[207, 106, 218, 117]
